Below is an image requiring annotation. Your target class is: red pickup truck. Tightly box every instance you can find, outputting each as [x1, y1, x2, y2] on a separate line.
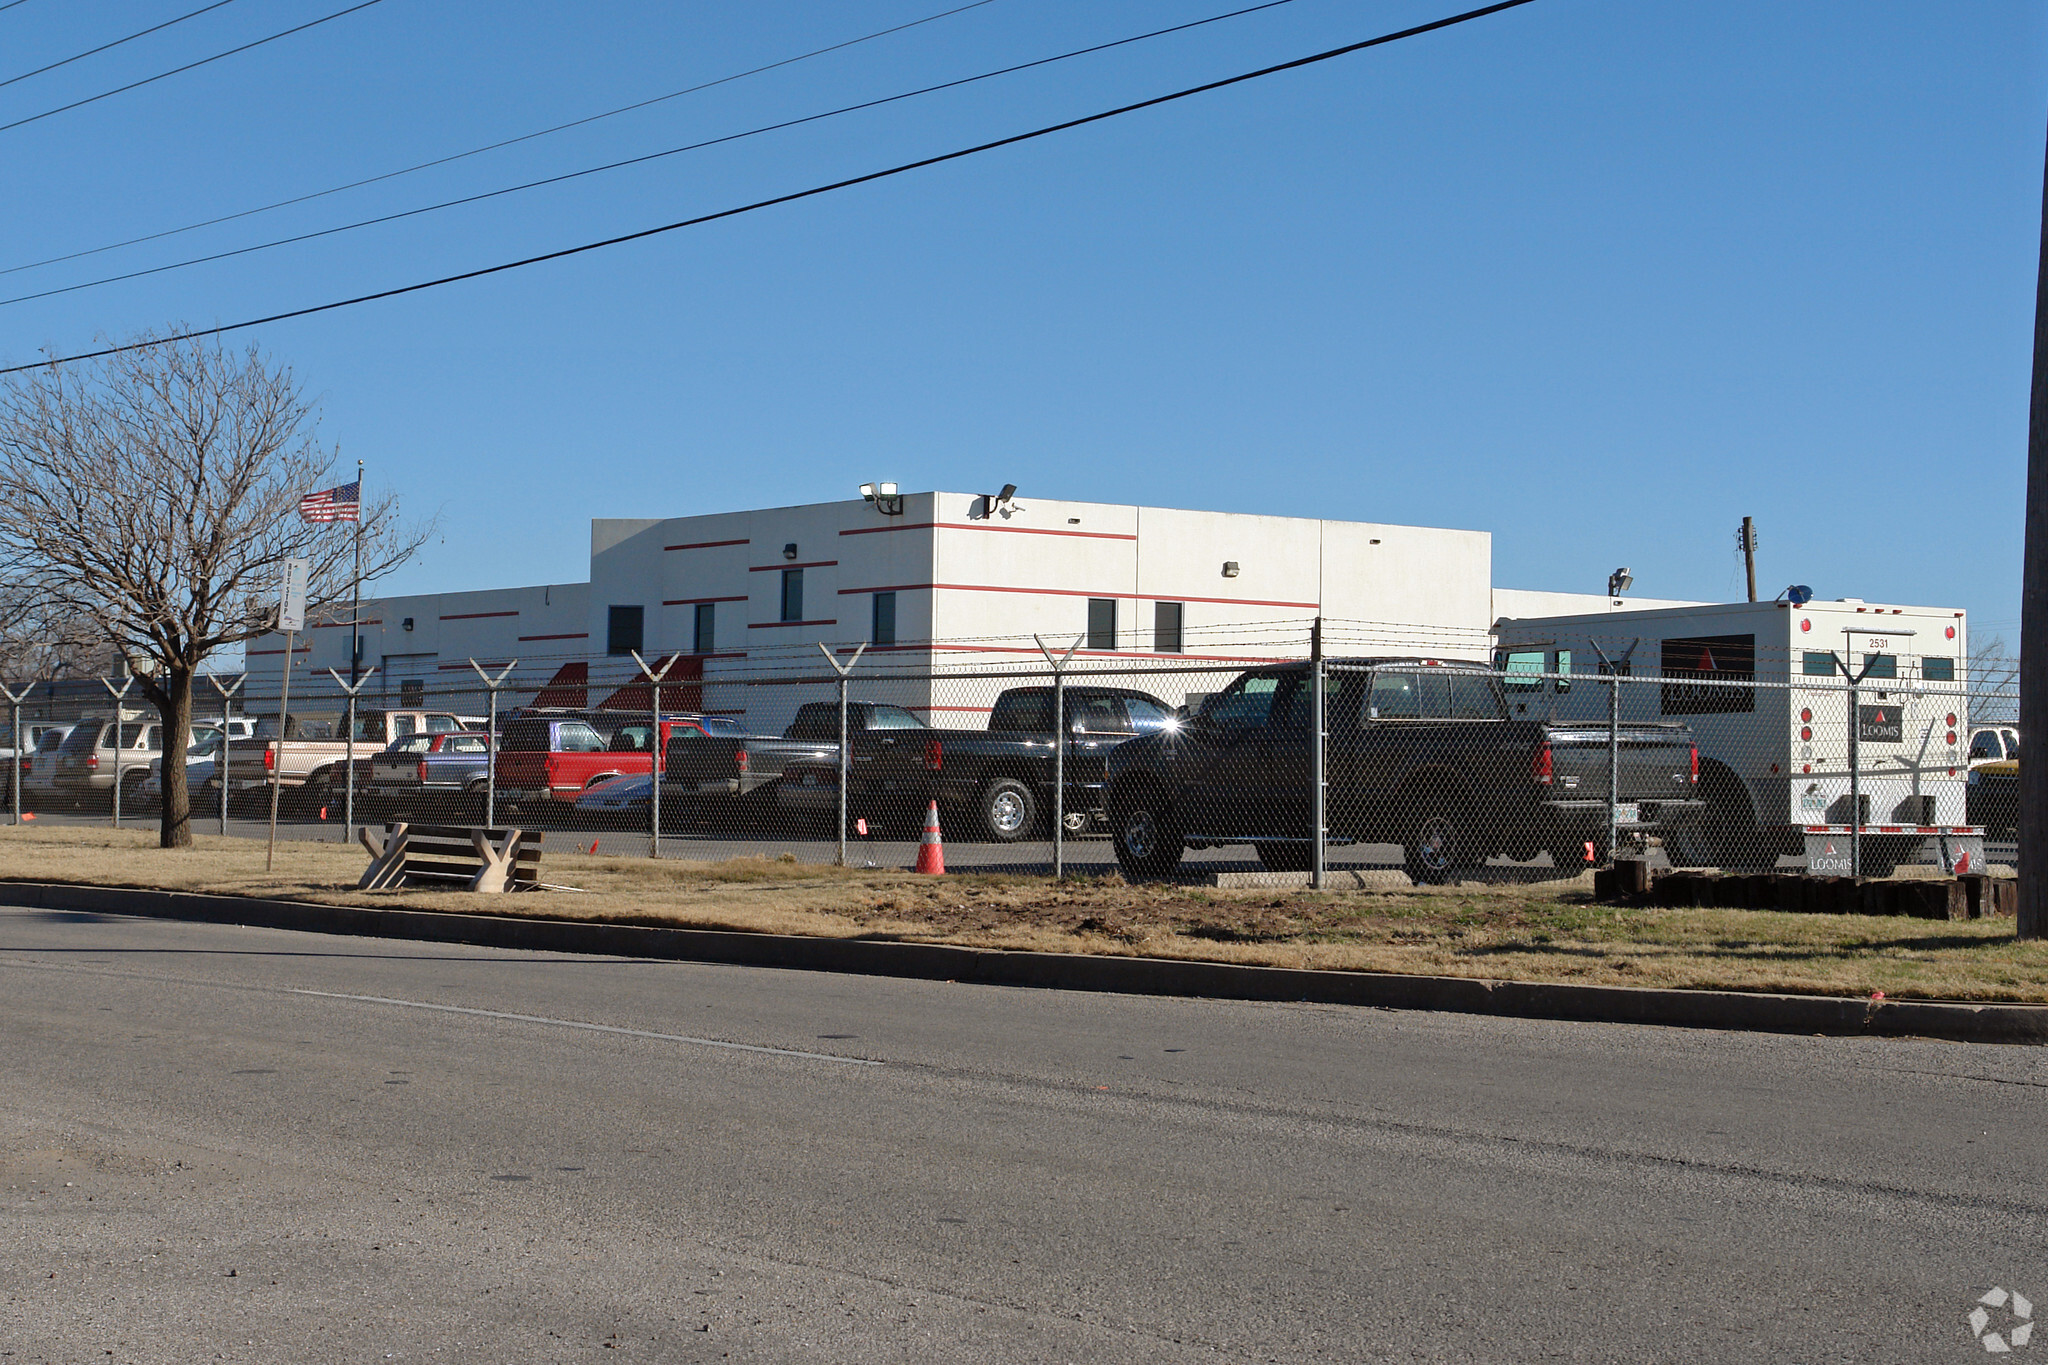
[495, 712, 711, 810]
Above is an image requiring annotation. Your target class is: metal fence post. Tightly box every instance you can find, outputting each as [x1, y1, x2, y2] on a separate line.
[1310, 617, 1326, 891]
[818, 643, 867, 867]
[1588, 640, 1637, 870]
[102, 674, 133, 829]
[1838, 625, 1918, 880]
[327, 666, 376, 839]
[469, 659, 515, 827]
[628, 651, 667, 858]
[0, 683, 27, 826]
[210, 673, 244, 837]
[1035, 634, 1083, 880]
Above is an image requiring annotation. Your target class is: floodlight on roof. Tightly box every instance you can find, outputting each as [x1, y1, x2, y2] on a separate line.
[1607, 568, 1633, 598]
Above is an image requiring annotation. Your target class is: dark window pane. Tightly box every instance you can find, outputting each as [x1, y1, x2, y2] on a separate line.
[1861, 653, 1897, 680]
[1367, 671, 1420, 719]
[1803, 651, 1837, 677]
[1922, 656, 1955, 682]
[1204, 674, 1278, 728]
[873, 592, 896, 647]
[866, 705, 926, 730]
[607, 605, 644, 656]
[989, 691, 1052, 733]
[693, 603, 715, 655]
[1448, 673, 1502, 719]
[1073, 696, 1130, 734]
[1153, 602, 1183, 654]
[1660, 634, 1755, 715]
[780, 570, 803, 623]
[1087, 598, 1116, 651]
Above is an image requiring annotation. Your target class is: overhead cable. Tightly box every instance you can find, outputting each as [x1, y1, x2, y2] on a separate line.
[0, 0, 388, 137]
[0, 0, 241, 93]
[0, 0, 1004, 280]
[0, 0, 1539, 376]
[0, 0, 1305, 307]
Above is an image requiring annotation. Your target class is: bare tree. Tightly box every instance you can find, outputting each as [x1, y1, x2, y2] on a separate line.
[0, 332, 428, 847]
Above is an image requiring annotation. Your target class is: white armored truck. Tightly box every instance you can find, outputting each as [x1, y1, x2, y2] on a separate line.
[1494, 598, 1980, 877]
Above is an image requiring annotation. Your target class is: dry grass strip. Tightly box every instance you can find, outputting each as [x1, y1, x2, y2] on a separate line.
[1, 825, 2043, 1004]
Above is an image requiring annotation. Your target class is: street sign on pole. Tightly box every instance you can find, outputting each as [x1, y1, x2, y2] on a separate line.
[278, 557, 309, 634]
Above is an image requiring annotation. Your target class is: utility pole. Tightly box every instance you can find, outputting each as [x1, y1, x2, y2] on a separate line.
[1738, 517, 1758, 603]
[2020, 114, 2048, 941]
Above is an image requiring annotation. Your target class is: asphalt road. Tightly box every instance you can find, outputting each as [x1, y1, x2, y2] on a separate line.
[3, 908, 2044, 1362]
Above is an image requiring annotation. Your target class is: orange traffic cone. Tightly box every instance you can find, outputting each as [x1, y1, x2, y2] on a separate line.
[914, 801, 945, 875]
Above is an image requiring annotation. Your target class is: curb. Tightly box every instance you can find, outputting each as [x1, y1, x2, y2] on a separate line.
[3, 880, 2044, 1045]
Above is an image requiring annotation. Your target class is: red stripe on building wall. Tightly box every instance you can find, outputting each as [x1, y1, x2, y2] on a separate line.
[748, 560, 837, 572]
[836, 581, 1318, 610]
[247, 647, 311, 655]
[517, 632, 589, 641]
[662, 595, 748, 606]
[664, 538, 750, 551]
[839, 521, 1135, 541]
[747, 619, 837, 629]
[834, 642, 1294, 663]
[439, 610, 519, 620]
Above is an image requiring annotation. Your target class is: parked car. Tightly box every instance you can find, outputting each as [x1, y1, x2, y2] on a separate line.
[137, 731, 225, 810]
[1968, 725, 2020, 769]
[495, 711, 706, 814]
[18, 724, 75, 807]
[1103, 658, 1701, 882]
[365, 731, 495, 820]
[55, 716, 216, 810]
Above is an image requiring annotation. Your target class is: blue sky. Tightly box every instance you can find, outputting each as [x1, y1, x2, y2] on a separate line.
[0, 0, 2040, 645]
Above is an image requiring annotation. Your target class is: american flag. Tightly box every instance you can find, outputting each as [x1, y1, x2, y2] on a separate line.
[298, 480, 360, 523]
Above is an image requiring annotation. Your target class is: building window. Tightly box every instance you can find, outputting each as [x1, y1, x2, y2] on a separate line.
[872, 592, 896, 647]
[606, 605, 644, 656]
[1087, 598, 1116, 651]
[1554, 649, 1571, 693]
[1153, 601, 1183, 654]
[693, 603, 715, 655]
[780, 568, 804, 622]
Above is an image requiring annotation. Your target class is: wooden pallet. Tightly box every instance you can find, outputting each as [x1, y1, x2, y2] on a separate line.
[357, 822, 540, 893]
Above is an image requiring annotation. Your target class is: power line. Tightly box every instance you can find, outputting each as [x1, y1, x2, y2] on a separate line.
[0, 0, 388, 137]
[0, 0, 1539, 377]
[0, 0, 241, 93]
[0, 0, 1003, 281]
[0, 0, 1306, 308]
[0, 0, 39, 14]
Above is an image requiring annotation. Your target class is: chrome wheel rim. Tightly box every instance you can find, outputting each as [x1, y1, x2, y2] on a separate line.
[990, 789, 1027, 834]
[1415, 815, 1456, 874]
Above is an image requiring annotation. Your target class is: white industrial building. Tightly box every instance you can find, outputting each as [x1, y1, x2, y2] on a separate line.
[243, 489, 1698, 730]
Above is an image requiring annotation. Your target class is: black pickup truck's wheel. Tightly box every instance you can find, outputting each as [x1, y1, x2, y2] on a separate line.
[976, 776, 1036, 843]
[1111, 790, 1184, 879]
[1403, 795, 1469, 885]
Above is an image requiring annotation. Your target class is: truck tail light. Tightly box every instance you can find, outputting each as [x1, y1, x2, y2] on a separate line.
[1690, 746, 1699, 784]
[418, 761, 431, 784]
[735, 748, 749, 774]
[926, 739, 943, 771]
[85, 754, 98, 770]
[263, 747, 275, 771]
[1531, 742, 1553, 786]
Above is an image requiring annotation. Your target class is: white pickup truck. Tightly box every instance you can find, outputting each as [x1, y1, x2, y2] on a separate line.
[217, 708, 470, 809]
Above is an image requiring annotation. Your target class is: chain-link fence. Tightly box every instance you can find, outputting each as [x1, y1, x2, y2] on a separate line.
[12, 627, 2013, 886]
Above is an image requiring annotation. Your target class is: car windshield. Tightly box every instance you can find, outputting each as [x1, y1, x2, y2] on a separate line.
[866, 705, 927, 730]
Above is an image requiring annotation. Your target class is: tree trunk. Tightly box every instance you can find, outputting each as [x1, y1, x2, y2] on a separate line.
[157, 666, 194, 849]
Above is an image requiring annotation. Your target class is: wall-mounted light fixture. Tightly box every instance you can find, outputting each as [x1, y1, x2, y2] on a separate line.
[1221, 562, 1240, 578]
[402, 617, 414, 632]
[859, 482, 904, 516]
[783, 543, 799, 560]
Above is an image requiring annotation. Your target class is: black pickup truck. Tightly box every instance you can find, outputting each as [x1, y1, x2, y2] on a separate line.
[683, 688, 1175, 840]
[1104, 658, 1701, 882]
